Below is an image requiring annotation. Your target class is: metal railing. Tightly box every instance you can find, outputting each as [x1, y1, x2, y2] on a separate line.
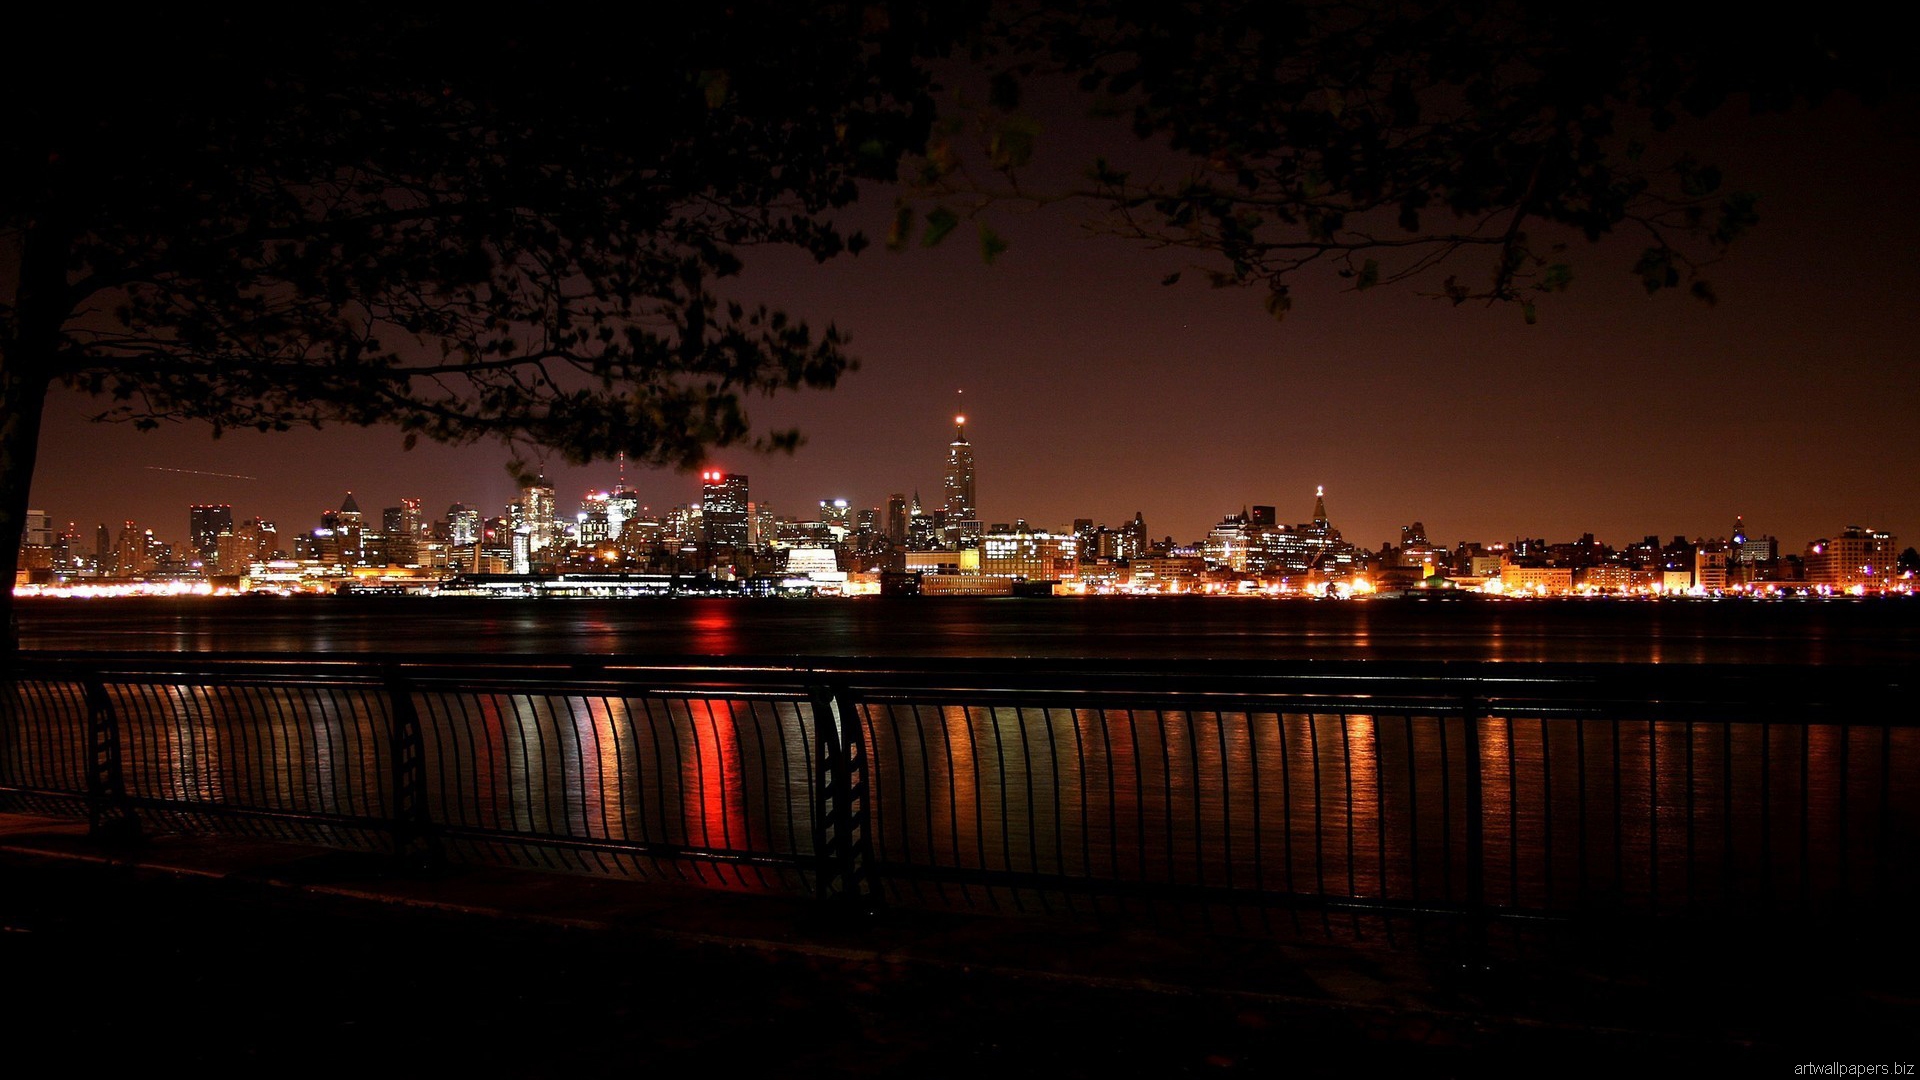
[3, 652, 1914, 933]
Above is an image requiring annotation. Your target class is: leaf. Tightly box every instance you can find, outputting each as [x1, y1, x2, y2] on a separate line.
[922, 206, 959, 248]
[1264, 286, 1292, 321]
[1522, 302, 1537, 325]
[988, 115, 1041, 170]
[885, 206, 914, 251]
[1356, 259, 1379, 290]
[1160, 272, 1181, 286]
[1689, 280, 1718, 306]
[978, 223, 1008, 264]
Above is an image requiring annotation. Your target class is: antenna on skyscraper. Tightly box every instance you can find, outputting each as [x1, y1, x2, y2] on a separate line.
[617, 450, 626, 492]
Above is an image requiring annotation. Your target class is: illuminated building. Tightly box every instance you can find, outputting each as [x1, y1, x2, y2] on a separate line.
[321, 492, 364, 566]
[1129, 556, 1205, 589]
[1499, 562, 1575, 594]
[784, 546, 839, 576]
[701, 470, 750, 550]
[1805, 526, 1899, 590]
[817, 498, 851, 542]
[379, 498, 422, 564]
[980, 526, 1077, 581]
[1118, 511, 1148, 560]
[578, 492, 613, 545]
[514, 476, 557, 556]
[1694, 547, 1729, 592]
[1203, 512, 1252, 572]
[188, 505, 231, 562]
[748, 502, 774, 550]
[942, 415, 979, 547]
[607, 489, 639, 542]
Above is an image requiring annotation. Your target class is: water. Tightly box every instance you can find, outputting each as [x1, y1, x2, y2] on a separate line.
[16, 594, 1920, 663]
[10, 596, 1917, 925]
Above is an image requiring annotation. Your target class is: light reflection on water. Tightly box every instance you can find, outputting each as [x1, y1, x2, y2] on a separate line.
[13, 595, 1918, 914]
[11, 675, 1913, 914]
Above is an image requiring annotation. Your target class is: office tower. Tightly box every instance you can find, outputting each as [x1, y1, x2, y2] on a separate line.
[818, 498, 851, 542]
[189, 504, 233, 562]
[887, 493, 908, 544]
[323, 492, 365, 565]
[607, 488, 639, 542]
[943, 414, 978, 547]
[516, 476, 557, 554]
[943, 415, 976, 521]
[701, 470, 750, 550]
[1119, 512, 1148, 560]
[1805, 526, 1900, 590]
[446, 503, 480, 548]
[378, 498, 422, 563]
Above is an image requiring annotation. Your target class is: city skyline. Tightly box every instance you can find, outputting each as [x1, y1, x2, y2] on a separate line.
[20, 423, 1897, 568]
[20, 96, 1919, 557]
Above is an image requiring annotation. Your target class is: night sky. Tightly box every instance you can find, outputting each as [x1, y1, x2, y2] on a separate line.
[24, 92, 1919, 556]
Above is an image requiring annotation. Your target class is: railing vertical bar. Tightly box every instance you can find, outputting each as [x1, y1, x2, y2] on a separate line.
[1722, 720, 1735, 908]
[1437, 709, 1453, 905]
[1278, 709, 1299, 933]
[1040, 706, 1071, 914]
[1683, 717, 1695, 913]
[1799, 719, 1811, 910]
[1012, 705, 1044, 915]
[1541, 717, 1554, 910]
[1158, 708, 1177, 898]
[1341, 711, 1357, 925]
[1610, 711, 1623, 906]
[1648, 714, 1659, 915]
[1126, 708, 1148, 894]
[1404, 713, 1420, 909]
[1308, 711, 1328, 933]
[1837, 721, 1850, 904]
[82, 668, 138, 841]
[1095, 707, 1120, 911]
[1461, 695, 1485, 950]
[1576, 715, 1588, 902]
[1249, 708, 1267, 923]
[1761, 715, 1773, 906]
[1506, 713, 1518, 909]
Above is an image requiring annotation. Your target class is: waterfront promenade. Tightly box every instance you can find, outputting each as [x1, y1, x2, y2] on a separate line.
[2, 809, 1912, 1074]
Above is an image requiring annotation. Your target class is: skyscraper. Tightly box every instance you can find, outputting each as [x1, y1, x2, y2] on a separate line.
[701, 470, 750, 550]
[515, 476, 557, 555]
[943, 414, 978, 547]
[189, 504, 233, 562]
[886, 493, 908, 545]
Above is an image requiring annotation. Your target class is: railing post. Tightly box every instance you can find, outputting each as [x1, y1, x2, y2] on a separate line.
[384, 668, 438, 870]
[1461, 691, 1488, 968]
[809, 682, 877, 912]
[83, 671, 140, 843]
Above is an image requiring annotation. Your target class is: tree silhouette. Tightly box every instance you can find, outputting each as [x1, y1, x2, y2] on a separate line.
[1, 6, 960, 630]
[902, 4, 1882, 321]
[2, 4, 1890, 637]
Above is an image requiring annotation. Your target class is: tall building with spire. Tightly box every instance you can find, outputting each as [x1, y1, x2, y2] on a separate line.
[943, 414, 979, 548]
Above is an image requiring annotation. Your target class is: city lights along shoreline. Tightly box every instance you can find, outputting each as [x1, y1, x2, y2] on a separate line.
[15, 415, 1910, 599]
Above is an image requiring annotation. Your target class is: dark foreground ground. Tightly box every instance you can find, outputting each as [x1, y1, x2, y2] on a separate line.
[2, 813, 1913, 1077]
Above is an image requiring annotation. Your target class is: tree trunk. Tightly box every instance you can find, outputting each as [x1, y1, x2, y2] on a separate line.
[2, 202, 68, 654]
[0, 360, 50, 653]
